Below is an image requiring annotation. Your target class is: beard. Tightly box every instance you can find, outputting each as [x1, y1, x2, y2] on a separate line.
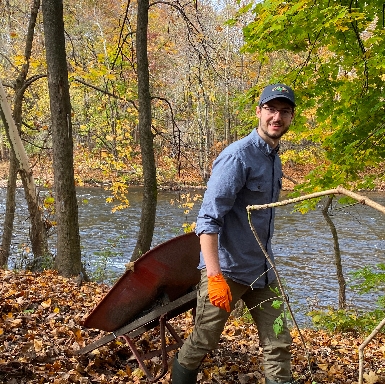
[259, 123, 289, 140]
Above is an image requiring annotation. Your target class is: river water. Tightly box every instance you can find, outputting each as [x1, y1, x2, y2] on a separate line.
[1, 187, 384, 327]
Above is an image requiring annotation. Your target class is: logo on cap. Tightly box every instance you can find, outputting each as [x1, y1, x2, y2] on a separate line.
[272, 86, 289, 93]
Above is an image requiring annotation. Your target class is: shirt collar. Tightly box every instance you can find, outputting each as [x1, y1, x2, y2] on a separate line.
[253, 129, 279, 156]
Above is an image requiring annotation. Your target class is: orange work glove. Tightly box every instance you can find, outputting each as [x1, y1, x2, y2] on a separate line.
[207, 274, 232, 312]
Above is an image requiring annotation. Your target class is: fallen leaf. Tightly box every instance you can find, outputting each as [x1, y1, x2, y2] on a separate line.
[34, 339, 43, 352]
[363, 370, 379, 384]
[125, 261, 135, 271]
[41, 298, 52, 308]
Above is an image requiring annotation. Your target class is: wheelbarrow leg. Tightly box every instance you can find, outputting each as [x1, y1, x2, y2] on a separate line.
[165, 319, 184, 348]
[119, 314, 182, 382]
[154, 314, 169, 381]
[119, 334, 156, 380]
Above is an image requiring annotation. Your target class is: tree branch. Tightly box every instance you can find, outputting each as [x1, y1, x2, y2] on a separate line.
[21, 74, 47, 93]
[73, 77, 138, 110]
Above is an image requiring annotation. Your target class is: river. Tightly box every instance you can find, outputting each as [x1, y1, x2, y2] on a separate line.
[1, 187, 384, 327]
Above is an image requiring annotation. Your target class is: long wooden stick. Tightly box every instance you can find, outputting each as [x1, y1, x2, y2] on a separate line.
[246, 185, 385, 383]
[247, 186, 385, 215]
[358, 317, 385, 384]
[0, 82, 31, 172]
[335, 186, 385, 215]
[247, 188, 338, 211]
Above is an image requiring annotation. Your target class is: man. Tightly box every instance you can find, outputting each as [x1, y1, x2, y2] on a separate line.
[172, 84, 296, 384]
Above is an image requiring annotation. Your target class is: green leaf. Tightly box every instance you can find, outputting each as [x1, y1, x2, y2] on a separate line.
[273, 313, 284, 337]
[271, 299, 283, 309]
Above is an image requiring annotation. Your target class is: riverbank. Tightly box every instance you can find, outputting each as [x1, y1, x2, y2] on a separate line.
[0, 159, 384, 192]
[0, 269, 384, 383]
[0, 160, 310, 191]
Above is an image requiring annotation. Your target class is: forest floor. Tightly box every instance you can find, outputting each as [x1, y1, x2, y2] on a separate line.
[1, 269, 384, 384]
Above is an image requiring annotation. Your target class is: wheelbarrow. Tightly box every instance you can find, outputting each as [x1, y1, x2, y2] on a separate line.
[78, 232, 201, 381]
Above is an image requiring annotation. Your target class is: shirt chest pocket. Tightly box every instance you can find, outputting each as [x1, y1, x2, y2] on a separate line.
[244, 178, 281, 204]
[242, 180, 272, 209]
[245, 180, 270, 193]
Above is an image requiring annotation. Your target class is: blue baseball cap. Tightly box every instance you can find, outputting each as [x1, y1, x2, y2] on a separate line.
[259, 84, 296, 107]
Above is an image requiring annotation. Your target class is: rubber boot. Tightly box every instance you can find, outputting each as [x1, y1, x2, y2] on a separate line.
[265, 378, 296, 384]
[171, 355, 199, 384]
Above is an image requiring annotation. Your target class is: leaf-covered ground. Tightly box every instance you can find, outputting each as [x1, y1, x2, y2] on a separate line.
[1, 269, 384, 384]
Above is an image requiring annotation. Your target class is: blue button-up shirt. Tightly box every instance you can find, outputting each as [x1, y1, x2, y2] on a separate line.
[195, 129, 282, 288]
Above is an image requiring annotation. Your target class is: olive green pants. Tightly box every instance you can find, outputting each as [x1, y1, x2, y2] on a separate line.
[177, 270, 292, 382]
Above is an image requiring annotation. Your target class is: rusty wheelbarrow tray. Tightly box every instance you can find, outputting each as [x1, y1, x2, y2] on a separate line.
[78, 232, 201, 381]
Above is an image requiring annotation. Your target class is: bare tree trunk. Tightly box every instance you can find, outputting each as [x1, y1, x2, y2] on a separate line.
[224, 6, 231, 143]
[42, 0, 82, 277]
[0, 80, 50, 270]
[322, 196, 346, 309]
[0, 114, 17, 268]
[0, 0, 49, 270]
[131, 0, 157, 261]
[14, 0, 50, 268]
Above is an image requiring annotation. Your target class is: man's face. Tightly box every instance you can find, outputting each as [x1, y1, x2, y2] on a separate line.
[256, 99, 294, 147]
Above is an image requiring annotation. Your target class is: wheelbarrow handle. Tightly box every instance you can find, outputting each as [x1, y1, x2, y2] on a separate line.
[77, 289, 197, 355]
